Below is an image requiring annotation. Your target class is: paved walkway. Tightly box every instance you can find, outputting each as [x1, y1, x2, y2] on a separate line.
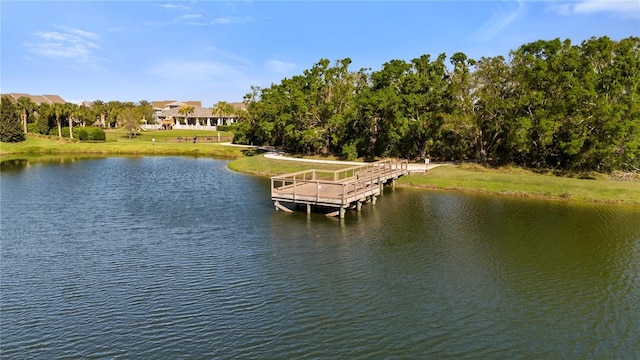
[263, 152, 446, 172]
[220, 142, 448, 172]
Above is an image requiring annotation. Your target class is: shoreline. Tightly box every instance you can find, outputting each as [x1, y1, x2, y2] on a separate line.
[2, 136, 639, 206]
[228, 154, 640, 207]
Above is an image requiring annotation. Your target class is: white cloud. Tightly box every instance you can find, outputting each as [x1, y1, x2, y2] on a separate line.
[212, 16, 252, 24]
[68, 27, 100, 40]
[474, 0, 525, 41]
[25, 27, 104, 70]
[266, 60, 296, 74]
[159, 3, 192, 11]
[551, 1, 640, 18]
[179, 14, 202, 20]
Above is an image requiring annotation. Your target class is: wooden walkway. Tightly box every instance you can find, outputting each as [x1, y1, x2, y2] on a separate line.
[271, 159, 408, 218]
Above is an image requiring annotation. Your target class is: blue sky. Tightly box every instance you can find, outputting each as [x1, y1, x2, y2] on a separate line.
[1, 1, 638, 106]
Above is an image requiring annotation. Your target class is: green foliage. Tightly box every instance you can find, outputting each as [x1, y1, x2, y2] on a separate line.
[341, 142, 358, 161]
[120, 107, 141, 136]
[50, 127, 71, 138]
[87, 127, 106, 141]
[75, 128, 88, 140]
[0, 96, 26, 142]
[232, 36, 640, 172]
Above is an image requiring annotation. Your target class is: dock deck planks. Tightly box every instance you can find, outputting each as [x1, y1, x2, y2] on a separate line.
[270, 159, 408, 217]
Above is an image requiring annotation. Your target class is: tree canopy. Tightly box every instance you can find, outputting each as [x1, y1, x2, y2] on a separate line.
[235, 36, 640, 172]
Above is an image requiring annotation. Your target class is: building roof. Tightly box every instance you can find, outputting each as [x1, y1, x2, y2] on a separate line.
[1, 93, 67, 105]
[152, 100, 202, 109]
[230, 102, 247, 111]
[42, 94, 66, 104]
[159, 106, 214, 119]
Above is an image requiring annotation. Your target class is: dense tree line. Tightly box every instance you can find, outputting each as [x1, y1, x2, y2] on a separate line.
[1, 97, 242, 142]
[235, 36, 640, 172]
[0, 97, 155, 141]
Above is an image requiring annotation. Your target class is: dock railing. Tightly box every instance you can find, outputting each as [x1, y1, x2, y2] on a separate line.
[271, 159, 408, 207]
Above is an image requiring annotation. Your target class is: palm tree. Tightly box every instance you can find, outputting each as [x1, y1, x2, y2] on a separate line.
[211, 101, 236, 125]
[73, 104, 94, 127]
[106, 101, 123, 128]
[67, 103, 77, 139]
[16, 96, 36, 134]
[138, 100, 153, 123]
[92, 100, 107, 127]
[178, 105, 195, 125]
[52, 103, 65, 138]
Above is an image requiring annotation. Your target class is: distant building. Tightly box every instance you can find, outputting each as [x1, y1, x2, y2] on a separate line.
[1, 93, 67, 105]
[150, 100, 245, 129]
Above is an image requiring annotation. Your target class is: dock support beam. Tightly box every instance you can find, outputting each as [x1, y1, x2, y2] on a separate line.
[307, 204, 311, 215]
[340, 207, 346, 219]
[372, 195, 377, 205]
[356, 201, 362, 212]
[274, 201, 292, 213]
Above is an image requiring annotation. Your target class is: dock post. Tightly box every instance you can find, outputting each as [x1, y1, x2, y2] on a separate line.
[339, 207, 346, 219]
[357, 201, 362, 212]
[372, 195, 377, 205]
[307, 204, 311, 215]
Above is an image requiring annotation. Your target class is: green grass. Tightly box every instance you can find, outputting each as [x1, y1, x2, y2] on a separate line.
[399, 164, 640, 205]
[106, 128, 234, 142]
[228, 153, 347, 176]
[0, 131, 247, 159]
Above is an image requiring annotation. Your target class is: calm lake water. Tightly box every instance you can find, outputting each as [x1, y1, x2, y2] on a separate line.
[1, 156, 639, 359]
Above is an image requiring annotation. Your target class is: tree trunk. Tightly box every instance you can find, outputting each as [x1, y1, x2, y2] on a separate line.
[57, 119, 62, 138]
[69, 116, 74, 139]
[22, 111, 28, 133]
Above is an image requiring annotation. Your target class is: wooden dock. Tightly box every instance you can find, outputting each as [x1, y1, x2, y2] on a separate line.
[271, 159, 408, 218]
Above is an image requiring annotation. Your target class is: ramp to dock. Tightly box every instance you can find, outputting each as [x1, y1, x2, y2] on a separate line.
[271, 159, 408, 218]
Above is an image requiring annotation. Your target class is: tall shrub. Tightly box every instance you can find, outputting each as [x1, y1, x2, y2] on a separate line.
[0, 96, 26, 142]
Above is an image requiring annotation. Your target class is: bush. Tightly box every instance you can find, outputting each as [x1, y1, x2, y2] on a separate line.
[87, 127, 106, 141]
[341, 143, 358, 161]
[75, 128, 88, 141]
[27, 123, 39, 133]
[49, 127, 71, 138]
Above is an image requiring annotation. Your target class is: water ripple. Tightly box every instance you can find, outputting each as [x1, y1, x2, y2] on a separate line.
[2, 157, 639, 359]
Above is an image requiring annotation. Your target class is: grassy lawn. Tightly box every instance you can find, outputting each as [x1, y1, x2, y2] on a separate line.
[0, 130, 246, 159]
[399, 164, 640, 205]
[228, 153, 347, 176]
[105, 128, 234, 143]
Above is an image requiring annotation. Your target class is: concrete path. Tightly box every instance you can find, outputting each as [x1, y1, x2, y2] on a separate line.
[263, 152, 447, 172]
